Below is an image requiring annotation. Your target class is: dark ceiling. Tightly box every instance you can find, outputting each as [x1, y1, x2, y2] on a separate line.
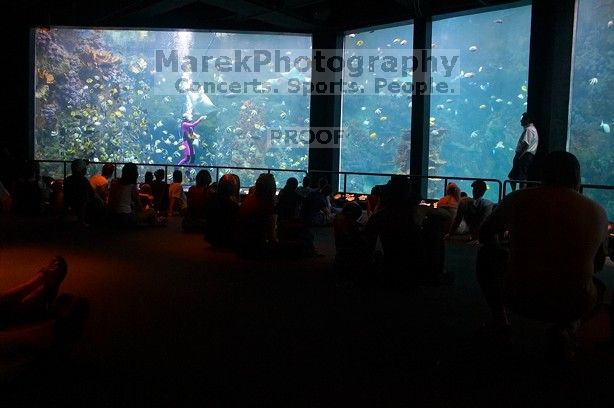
[12, 0, 523, 33]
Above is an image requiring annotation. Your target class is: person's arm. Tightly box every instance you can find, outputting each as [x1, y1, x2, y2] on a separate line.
[516, 141, 529, 158]
[130, 185, 143, 213]
[189, 116, 206, 128]
[447, 204, 465, 237]
[472, 202, 494, 241]
[479, 199, 510, 246]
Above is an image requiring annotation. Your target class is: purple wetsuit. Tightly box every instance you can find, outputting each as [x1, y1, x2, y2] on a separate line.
[178, 117, 205, 166]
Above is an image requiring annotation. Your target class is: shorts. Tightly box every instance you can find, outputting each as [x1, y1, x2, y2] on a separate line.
[508, 153, 534, 180]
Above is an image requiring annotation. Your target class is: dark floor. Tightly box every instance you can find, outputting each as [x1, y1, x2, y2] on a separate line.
[1, 215, 613, 407]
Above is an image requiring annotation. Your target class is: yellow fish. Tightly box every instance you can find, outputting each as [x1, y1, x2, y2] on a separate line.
[356, 40, 364, 46]
[521, 85, 528, 92]
[479, 104, 487, 109]
[379, 116, 388, 121]
[369, 132, 377, 139]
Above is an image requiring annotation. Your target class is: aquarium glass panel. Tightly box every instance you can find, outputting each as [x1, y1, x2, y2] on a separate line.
[33, 28, 311, 187]
[568, 0, 614, 220]
[427, 6, 531, 201]
[339, 24, 413, 193]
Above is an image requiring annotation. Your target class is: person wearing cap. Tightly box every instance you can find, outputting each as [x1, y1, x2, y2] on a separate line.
[178, 113, 207, 166]
[446, 179, 494, 242]
[63, 159, 104, 226]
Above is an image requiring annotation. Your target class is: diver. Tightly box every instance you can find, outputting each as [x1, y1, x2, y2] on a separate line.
[178, 113, 207, 166]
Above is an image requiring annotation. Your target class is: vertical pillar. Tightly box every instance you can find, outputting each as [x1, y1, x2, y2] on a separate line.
[410, 17, 432, 199]
[308, 30, 343, 188]
[527, 0, 576, 171]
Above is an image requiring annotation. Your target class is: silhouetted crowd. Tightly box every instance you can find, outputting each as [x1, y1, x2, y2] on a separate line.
[1, 150, 613, 363]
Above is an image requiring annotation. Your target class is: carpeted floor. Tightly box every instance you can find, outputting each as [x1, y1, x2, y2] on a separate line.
[1, 215, 613, 407]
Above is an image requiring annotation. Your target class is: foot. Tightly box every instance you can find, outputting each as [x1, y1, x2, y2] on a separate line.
[40, 256, 68, 304]
[40, 256, 68, 287]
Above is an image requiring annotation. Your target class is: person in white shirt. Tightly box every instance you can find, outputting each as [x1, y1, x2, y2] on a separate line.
[508, 112, 538, 191]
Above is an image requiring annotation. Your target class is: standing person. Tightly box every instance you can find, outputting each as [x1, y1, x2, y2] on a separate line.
[178, 114, 206, 166]
[508, 112, 538, 191]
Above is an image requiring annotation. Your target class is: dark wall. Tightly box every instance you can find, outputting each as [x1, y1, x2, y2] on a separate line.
[307, 30, 342, 187]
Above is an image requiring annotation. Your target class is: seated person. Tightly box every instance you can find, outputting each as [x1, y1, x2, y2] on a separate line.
[237, 173, 278, 258]
[276, 177, 302, 222]
[334, 201, 370, 285]
[364, 176, 424, 285]
[447, 179, 494, 241]
[63, 159, 105, 225]
[302, 184, 335, 226]
[183, 170, 212, 232]
[367, 185, 384, 217]
[151, 169, 168, 214]
[89, 163, 115, 204]
[167, 170, 187, 217]
[435, 182, 461, 231]
[296, 175, 316, 198]
[108, 163, 155, 227]
[204, 174, 240, 247]
[138, 184, 155, 210]
[141, 171, 154, 190]
[277, 177, 315, 255]
[477, 151, 609, 358]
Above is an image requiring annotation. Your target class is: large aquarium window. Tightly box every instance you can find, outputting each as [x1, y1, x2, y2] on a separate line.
[33, 28, 311, 187]
[568, 0, 614, 220]
[427, 6, 531, 201]
[339, 24, 413, 193]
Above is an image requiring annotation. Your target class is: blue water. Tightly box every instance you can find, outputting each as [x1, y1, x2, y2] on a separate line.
[569, 0, 614, 220]
[340, 6, 531, 203]
[34, 28, 311, 188]
[33, 2, 614, 219]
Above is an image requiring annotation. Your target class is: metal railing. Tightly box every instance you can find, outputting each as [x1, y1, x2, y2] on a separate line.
[35, 159, 308, 186]
[311, 169, 504, 202]
[33, 159, 613, 217]
[579, 183, 614, 194]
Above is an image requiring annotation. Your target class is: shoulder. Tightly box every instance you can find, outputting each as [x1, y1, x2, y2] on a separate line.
[576, 192, 607, 220]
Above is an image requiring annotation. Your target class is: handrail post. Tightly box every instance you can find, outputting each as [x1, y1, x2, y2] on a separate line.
[343, 174, 347, 195]
[63, 161, 67, 180]
[215, 167, 219, 182]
